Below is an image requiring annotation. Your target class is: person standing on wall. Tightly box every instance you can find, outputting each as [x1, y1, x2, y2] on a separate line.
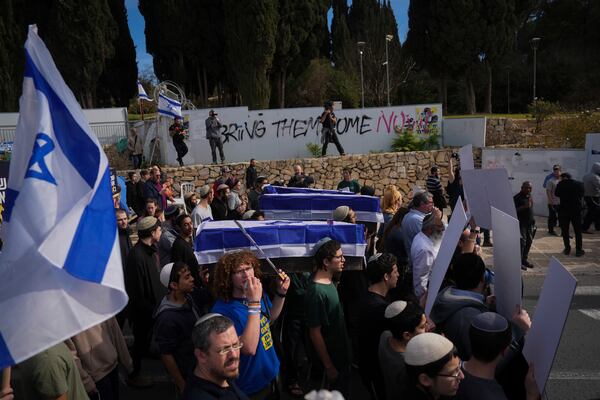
[169, 116, 188, 167]
[320, 100, 345, 157]
[206, 110, 226, 164]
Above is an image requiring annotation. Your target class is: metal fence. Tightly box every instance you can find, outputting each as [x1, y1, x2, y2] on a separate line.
[0, 121, 128, 146]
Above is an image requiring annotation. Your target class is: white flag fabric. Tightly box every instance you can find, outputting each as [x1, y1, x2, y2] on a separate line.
[157, 92, 182, 118]
[0, 25, 128, 369]
[137, 80, 152, 102]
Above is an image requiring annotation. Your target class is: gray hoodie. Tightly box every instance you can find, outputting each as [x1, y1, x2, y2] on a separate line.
[429, 286, 488, 360]
[583, 162, 600, 197]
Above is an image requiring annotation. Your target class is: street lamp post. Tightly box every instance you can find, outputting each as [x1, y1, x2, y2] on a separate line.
[506, 66, 511, 114]
[357, 41, 366, 108]
[385, 34, 393, 107]
[530, 37, 541, 101]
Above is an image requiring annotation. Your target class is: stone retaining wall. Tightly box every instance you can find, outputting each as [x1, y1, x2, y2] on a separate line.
[120, 148, 460, 199]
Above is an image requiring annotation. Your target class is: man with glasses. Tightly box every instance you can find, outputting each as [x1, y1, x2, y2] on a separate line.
[410, 210, 444, 299]
[210, 251, 289, 397]
[305, 239, 352, 398]
[404, 332, 464, 399]
[184, 313, 248, 399]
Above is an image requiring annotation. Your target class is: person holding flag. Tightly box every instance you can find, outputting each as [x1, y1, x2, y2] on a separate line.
[0, 24, 128, 379]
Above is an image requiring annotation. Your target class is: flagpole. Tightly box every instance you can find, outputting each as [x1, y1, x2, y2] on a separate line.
[138, 98, 144, 121]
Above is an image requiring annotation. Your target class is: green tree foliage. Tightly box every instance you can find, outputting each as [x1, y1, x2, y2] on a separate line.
[0, 0, 119, 110]
[223, 0, 278, 109]
[286, 58, 359, 108]
[96, 0, 138, 107]
[33, 0, 118, 108]
[271, 0, 323, 108]
[0, 0, 26, 111]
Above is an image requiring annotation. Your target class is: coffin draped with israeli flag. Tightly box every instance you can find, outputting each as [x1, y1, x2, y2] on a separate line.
[194, 220, 366, 271]
[259, 192, 383, 223]
[263, 185, 356, 195]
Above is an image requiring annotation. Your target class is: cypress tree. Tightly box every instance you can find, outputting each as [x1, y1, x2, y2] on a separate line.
[224, 0, 278, 109]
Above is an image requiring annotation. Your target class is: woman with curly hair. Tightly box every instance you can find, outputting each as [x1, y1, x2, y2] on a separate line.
[210, 250, 290, 398]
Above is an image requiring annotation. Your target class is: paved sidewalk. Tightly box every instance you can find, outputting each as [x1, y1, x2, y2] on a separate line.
[480, 215, 600, 276]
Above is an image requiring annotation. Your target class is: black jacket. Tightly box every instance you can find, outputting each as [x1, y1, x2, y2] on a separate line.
[124, 241, 166, 318]
[555, 178, 584, 212]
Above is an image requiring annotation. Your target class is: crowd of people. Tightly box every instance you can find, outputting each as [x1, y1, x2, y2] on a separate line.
[10, 156, 600, 400]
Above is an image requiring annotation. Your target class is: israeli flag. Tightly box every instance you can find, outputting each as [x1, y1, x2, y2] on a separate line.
[0, 26, 128, 368]
[259, 193, 384, 223]
[157, 92, 182, 118]
[195, 220, 366, 265]
[137, 80, 152, 102]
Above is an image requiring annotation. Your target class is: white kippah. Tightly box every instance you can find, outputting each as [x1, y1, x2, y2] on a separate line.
[333, 205, 350, 221]
[160, 262, 174, 288]
[404, 332, 454, 366]
[384, 301, 408, 319]
[304, 390, 345, 400]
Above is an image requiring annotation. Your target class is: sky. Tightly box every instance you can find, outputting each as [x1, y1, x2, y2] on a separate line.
[125, 0, 410, 73]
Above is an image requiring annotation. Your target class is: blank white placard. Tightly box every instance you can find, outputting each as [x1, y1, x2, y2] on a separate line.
[459, 144, 474, 171]
[523, 258, 577, 394]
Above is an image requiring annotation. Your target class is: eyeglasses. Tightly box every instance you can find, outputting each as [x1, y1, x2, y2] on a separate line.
[233, 266, 253, 275]
[331, 254, 345, 260]
[216, 342, 244, 355]
[437, 362, 463, 380]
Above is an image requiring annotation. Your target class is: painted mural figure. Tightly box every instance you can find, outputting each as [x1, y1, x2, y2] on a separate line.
[320, 100, 345, 157]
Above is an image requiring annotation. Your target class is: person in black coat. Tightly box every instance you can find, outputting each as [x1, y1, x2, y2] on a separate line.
[554, 172, 585, 256]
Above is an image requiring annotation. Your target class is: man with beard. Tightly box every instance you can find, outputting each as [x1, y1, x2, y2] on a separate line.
[248, 177, 268, 211]
[124, 216, 166, 387]
[158, 205, 181, 266]
[410, 210, 444, 299]
[116, 208, 133, 327]
[211, 184, 230, 221]
[183, 314, 248, 399]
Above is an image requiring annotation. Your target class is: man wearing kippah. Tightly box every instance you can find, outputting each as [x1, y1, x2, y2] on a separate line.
[404, 332, 463, 399]
[458, 312, 539, 400]
[124, 216, 166, 387]
[154, 262, 200, 394]
[410, 209, 444, 299]
[191, 185, 214, 229]
[305, 239, 351, 398]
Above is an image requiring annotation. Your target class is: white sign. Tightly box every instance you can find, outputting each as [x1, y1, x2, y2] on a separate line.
[425, 198, 468, 317]
[585, 133, 600, 172]
[491, 206, 522, 321]
[442, 117, 486, 147]
[160, 104, 442, 164]
[482, 148, 587, 217]
[461, 168, 517, 229]
[523, 258, 577, 394]
[459, 144, 474, 171]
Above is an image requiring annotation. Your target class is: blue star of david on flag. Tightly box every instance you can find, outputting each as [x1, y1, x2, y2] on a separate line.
[25, 133, 56, 185]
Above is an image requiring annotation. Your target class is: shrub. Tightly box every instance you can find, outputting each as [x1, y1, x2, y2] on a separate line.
[306, 142, 322, 157]
[557, 111, 600, 148]
[528, 99, 560, 133]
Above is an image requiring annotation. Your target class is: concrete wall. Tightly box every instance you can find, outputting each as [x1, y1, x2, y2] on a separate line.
[121, 148, 456, 200]
[443, 117, 487, 147]
[156, 104, 442, 165]
[482, 148, 587, 216]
